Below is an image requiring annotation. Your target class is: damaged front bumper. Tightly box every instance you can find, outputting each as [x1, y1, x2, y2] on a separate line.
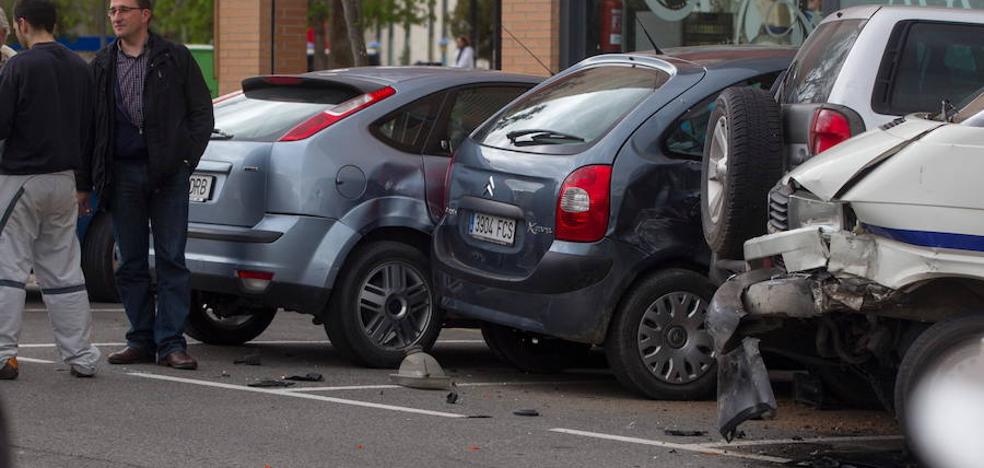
[708, 227, 903, 441]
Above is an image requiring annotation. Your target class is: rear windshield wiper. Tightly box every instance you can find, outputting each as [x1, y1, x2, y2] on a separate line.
[211, 128, 234, 140]
[506, 129, 585, 146]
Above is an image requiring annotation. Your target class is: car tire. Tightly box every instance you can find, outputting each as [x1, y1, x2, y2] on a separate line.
[700, 86, 783, 259]
[185, 292, 277, 345]
[894, 315, 984, 435]
[480, 323, 592, 373]
[606, 269, 718, 400]
[81, 213, 119, 303]
[324, 241, 443, 369]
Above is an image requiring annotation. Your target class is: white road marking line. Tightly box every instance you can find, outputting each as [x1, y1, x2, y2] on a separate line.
[18, 338, 482, 349]
[25, 308, 123, 313]
[16, 357, 55, 364]
[127, 372, 467, 419]
[549, 428, 792, 464]
[698, 434, 905, 448]
[285, 379, 605, 393]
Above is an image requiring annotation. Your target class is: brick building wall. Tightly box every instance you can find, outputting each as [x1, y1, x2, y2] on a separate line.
[215, 0, 307, 95]
[501, 0, 561, 76]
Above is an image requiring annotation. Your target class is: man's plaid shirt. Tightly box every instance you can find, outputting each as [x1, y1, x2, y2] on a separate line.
[116, 42, 148, 130]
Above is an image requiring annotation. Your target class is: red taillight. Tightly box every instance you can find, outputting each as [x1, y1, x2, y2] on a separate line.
[441, 152, 457, 214]
[264, 76, 303, 86]
[279, 86, 396, 142]
[212, 90, 242, 105]
[236, 270, 274, 281]
[809, 109, 852, 155]
[555, 165, 612, 243]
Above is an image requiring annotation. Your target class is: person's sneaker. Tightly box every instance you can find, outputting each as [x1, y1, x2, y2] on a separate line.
[69, 365, 96, 378]
[0, 358, 19, 380]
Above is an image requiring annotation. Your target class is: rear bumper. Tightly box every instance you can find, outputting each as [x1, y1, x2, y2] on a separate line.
[433, 236, 628, 344]
[179, 214, 360, 315]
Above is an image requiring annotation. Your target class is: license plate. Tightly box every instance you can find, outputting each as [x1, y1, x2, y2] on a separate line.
[189, 174, 215, 202]
[469, 212, 516, 246]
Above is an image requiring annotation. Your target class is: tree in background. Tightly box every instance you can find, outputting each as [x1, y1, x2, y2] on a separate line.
[0, 0, 213, 45]
[448, 0, 493, 64]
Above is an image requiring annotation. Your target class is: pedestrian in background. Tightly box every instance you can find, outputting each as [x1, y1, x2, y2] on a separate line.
[0, 7, 16, 72]
[0, 0, 101, 379]
[453, 35, 475, 69]
[78, 0, 213, 370]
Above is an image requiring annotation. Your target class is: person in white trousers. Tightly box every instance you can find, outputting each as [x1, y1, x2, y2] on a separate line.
[0, 0, 100, 379]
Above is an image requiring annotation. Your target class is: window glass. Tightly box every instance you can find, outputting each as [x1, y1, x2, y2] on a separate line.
[885, 22, 984, 115]
[664, 72, 781, 159]
[373, 93, 445, 153]
[475, 66, 668, 152]
[780, 19, 864, 104]
[212, 95, 332, 143]
[425, 86, 530, 156]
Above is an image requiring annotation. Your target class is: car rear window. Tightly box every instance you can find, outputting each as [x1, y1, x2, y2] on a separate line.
[473, 65, 669, 153]
[780, 19, 865, 105]
[213, 87, 358, 142]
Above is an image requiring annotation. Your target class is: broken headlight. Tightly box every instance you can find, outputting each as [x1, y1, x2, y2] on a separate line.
[787, 191, 844, 231]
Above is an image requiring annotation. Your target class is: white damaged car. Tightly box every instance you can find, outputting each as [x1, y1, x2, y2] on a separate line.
[707, 91, 984, 442]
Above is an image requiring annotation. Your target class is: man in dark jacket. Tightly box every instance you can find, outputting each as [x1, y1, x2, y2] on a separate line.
[78, 0, 213, 370]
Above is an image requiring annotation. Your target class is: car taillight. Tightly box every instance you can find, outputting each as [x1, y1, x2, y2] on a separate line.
[236, 270, 274, 292]
[279, 86, 396, 142]
[555, 165, 612, 242]
[441, 152, 456, 214]
[809, 108, 852, 155]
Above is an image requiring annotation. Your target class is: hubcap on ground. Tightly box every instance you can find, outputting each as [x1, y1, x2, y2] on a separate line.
[706, 116, 729, 225]
[358, 261, 432, 350]
[636, 291, 715, 385]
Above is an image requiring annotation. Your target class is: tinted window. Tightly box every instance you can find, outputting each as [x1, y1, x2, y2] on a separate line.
[781, 19, 865, 104]
[474, 66, 669, 152]
[213, 95, 332, 143]
[373, 93, 446, 153]
[875, 22, 984, 115]
[664, 72, 781, 159]
[425, 85, 530, 156]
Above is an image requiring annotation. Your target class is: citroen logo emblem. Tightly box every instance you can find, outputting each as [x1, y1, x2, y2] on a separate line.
[484, 176, 495, 198]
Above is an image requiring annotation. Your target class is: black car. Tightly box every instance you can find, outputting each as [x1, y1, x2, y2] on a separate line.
[433, 47, 795, 399]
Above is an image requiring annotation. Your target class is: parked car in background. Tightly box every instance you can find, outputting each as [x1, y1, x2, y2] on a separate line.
[700, 6, 984, 279]
[707, 91, 984, 444]
[175, 67, 540, 368]
[432, 46, 795, 400]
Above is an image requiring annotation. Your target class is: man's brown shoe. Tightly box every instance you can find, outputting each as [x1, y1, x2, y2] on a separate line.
[107, 347, 155, 365]
[159, 351, 197, 370]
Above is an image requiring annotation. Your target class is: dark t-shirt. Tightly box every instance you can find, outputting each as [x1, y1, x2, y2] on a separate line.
[0, 42, 93, 176]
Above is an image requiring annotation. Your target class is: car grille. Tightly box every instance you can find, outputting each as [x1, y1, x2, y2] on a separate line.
[767, 183, 793, 233]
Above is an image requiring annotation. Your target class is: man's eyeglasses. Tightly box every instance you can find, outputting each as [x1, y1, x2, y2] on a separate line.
[107, 6, 143, 16]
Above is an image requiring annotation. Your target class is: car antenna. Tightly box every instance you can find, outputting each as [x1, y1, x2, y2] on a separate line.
[502, 25, 555, 76]
[635, 16, 663, 55]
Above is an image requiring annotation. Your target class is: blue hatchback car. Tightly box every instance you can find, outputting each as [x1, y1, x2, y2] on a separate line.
[433, 47, 795, 400]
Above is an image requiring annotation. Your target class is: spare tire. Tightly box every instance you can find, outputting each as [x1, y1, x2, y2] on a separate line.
[701, 87, 783, 259]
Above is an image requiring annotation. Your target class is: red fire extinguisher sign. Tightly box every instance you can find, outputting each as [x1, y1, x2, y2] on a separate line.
[600, 0, 624, 53]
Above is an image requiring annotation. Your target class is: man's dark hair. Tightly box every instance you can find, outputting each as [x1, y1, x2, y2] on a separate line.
[13, 0, 56, 34]
[136, 0, 154, 11]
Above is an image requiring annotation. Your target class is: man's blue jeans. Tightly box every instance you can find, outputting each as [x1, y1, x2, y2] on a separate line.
[111, 161, 191, 359]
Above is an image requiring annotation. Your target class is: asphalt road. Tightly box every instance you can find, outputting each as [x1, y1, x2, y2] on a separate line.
[2, 292, 909, 468]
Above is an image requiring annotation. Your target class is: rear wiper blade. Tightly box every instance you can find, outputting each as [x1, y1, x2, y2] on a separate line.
[506, 129, 585, 146]
[211, 128, 234, 140]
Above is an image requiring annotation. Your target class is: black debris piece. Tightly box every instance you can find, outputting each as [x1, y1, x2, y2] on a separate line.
[247, 379, 295, 388]
[284, 373, 324, 382]
[446, 391, 459, 404]
[465, 415, 492, 419]
[513, 409, 540, 417]
[664, 430, 708, 437]
[234, 353, 262, 366]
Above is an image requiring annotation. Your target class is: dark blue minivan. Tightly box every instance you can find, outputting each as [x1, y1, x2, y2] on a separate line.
[433, 47, 794, 399]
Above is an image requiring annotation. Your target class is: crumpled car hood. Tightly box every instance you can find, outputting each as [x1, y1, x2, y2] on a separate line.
[784, 116, 944, 201]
